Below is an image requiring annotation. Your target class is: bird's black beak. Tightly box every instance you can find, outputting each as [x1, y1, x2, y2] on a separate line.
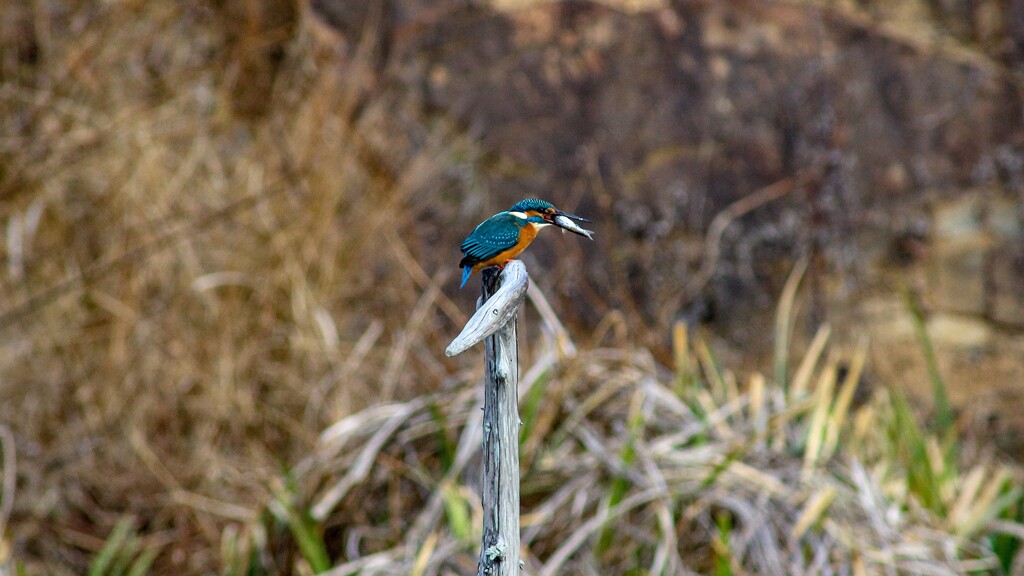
[553, 209, 590, 223]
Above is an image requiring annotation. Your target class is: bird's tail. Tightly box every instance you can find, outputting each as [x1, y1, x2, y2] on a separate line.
[459, 266, 472, 288]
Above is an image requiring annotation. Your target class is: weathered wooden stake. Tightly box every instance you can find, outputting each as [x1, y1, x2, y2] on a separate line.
[446, 261, 528, 576]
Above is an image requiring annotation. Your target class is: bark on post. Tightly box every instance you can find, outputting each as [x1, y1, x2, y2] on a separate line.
[446, 261, 528, 576]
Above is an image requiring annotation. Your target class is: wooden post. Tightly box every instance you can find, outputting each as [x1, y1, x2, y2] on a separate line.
[446, 261, 528, 576]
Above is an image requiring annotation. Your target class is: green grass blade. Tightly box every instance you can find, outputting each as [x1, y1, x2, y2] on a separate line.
[695, 339, 726, 400]
[889, 389, 944, 513]
[89, 517, 134, 576]
[109, 538, 140, 576]
[126, 544, 161, 576]
[519, 369, 549, 446]
[428, 402, 456, 472]
[712, 511, 734, 576]
[441, 483, 473, 541]
[991, 500, 1023, 573]
[903, 288, 953, 438]
[273, 479, 330, 574]
[286, 508, 330, 573]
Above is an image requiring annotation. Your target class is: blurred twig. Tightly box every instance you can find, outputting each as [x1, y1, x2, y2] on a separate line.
[382, 271, 444, 400]
[385, 228, 466, 326]
[687, 177, 793, 298]
[525, 283, 576, 358]
[658, 177, 794, 328]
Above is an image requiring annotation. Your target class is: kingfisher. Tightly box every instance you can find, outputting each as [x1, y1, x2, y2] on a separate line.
[458, 199, 593, 288]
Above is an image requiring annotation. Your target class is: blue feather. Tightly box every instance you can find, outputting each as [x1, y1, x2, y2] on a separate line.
[460, 266, 472, 288]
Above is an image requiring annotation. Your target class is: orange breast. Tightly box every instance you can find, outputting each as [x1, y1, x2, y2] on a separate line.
[472, 223, 540, 271]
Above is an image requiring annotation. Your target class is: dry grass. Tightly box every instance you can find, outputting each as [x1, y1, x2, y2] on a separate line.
[238, 324, 1023, 575]
[0, 2, 471, 573]
[1, 2, 1023, 575]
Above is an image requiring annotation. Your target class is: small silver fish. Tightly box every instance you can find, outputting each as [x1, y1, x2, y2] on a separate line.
[553, 214, 595, 240]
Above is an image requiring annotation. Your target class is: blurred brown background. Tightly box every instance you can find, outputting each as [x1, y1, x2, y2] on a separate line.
[1, 0, 1023, 573]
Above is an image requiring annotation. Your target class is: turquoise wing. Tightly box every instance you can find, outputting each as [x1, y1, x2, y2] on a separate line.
[459, 213, 521, 267]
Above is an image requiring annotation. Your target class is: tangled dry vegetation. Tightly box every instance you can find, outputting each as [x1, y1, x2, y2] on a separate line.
[1, 2, 1023, 575]
[289, 318, 1024, 576]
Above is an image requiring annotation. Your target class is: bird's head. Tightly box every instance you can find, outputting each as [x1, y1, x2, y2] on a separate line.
[508, 199, 591, 237]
